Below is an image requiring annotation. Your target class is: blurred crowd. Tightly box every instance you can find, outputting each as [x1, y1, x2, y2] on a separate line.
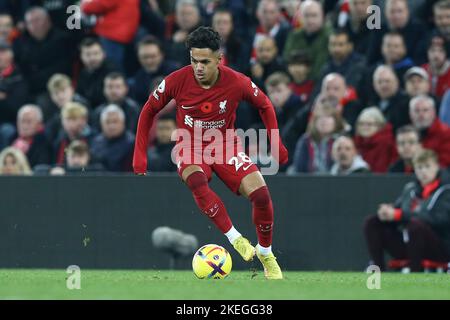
[0, 0, 449, 176]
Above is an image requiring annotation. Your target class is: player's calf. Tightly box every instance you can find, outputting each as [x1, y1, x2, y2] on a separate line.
[186, 171, 233, 233]
[250, 186, 274, 248]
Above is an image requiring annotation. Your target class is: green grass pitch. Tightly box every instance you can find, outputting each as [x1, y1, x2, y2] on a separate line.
[0, 269, 449, 299]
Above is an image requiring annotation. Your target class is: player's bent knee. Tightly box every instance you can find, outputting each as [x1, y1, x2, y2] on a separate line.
[186, 171, 208, 191]
[249, 186, 272, 208]
[182, 165, 204, 182]
[239, 171, 266, 197]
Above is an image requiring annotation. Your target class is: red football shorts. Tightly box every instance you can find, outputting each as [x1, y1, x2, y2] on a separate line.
[175, 140, 259, 195]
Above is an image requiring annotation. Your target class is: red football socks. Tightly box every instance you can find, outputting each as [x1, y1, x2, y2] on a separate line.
[249, 186, 274, 247]
[186, 171, 233, 233]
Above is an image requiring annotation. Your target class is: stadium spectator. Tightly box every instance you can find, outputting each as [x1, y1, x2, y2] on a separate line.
[92, 72, 140, 133]
[432, 0, 450, 50]
[249, 36, 286, 91]
[320, 73, 363, 131]
[77, 38, 118, 108]
[282, 95, 341, 159]
[0, 40, 29, 125]
[90, 105, 134, 172]
[354, 107, 397, 173]
[212, 9, 249, 72]
[359, 32, 415, 102]
[388, 125, 422, 174]
[50, 140, 104, 175]
[279, 0, 301, 28]
[45, 74, 90, 143]
[368, 65, 410, 130]
[0, 146, 32, 175]
[129, 36, 179, 106]
[364, 149, 450, 272]
[316, 29, 366, 91]
[53, 102, 94, 165]
[330, 135, 370, 175]
[8, 105, 50, 168]
[251, 0, 291, 62]
[147, 113, 177, 172]
[34, 0, 79, 32]
[367, 0, 429, 65]
[409, 94, 450, 168]
[286, 51, 314, 103]
[0, 12, 19, 44]
[336, 0, 373, 57]
[80, 0, 140, 68]
[404, 67, 432, 98]
[13, 7, 71, 97]
[165, 0, 202, 66]
[380, 32, 414, 83]
[138, 0, 166, 41]
[291, 102, 345, 173]
[422, 34, 450, 99]
[283, 0, 331, 81]
[440, 90, 450, 126]
[265, 72, 303, 129]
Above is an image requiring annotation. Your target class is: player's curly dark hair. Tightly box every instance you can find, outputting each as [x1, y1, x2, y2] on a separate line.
[186, 26, 221, 51]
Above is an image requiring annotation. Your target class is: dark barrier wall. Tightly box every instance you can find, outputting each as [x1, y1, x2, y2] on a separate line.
[0, 174, 411, 271]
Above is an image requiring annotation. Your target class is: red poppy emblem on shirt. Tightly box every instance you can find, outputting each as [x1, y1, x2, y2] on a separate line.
[200, 102, 213, 113]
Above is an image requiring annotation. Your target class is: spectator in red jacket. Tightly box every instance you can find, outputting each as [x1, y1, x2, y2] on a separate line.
[409, 94, 450, 169]
[286, 51, 314, 103]
[81, 0, 140, 69]
[354, 107, 397, 173]
[422, 34, 450, 99]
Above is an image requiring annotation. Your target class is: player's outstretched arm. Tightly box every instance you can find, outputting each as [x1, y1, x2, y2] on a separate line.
[133, 78, 174, 174]
[133, 100, 157, 175]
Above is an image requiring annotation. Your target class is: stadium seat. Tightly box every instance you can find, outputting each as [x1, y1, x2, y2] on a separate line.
[388, 259, 450, 273]
[421, 260, 449, 273]
[388, 259, 410, 273]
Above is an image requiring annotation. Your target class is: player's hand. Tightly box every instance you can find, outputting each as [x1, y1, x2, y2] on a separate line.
[173, 30, 188, 43]
[272, 143, 289, 165]
[377, 204, 395, 221]
[278, 144, 289, 165]
[251, 63, 263, 79]
[135, 172, 147, 176]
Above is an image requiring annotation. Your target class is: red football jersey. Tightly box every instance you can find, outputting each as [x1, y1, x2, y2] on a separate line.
[133, 64, 287, 173]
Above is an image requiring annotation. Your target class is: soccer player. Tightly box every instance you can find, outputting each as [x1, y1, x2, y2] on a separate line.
[133, 27, 288, 279]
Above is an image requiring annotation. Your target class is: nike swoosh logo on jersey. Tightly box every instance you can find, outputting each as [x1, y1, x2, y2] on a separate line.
[181, 105, 196, 110]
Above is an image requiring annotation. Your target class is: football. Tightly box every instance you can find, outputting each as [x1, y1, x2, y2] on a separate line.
[192, 244, 232, 279]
